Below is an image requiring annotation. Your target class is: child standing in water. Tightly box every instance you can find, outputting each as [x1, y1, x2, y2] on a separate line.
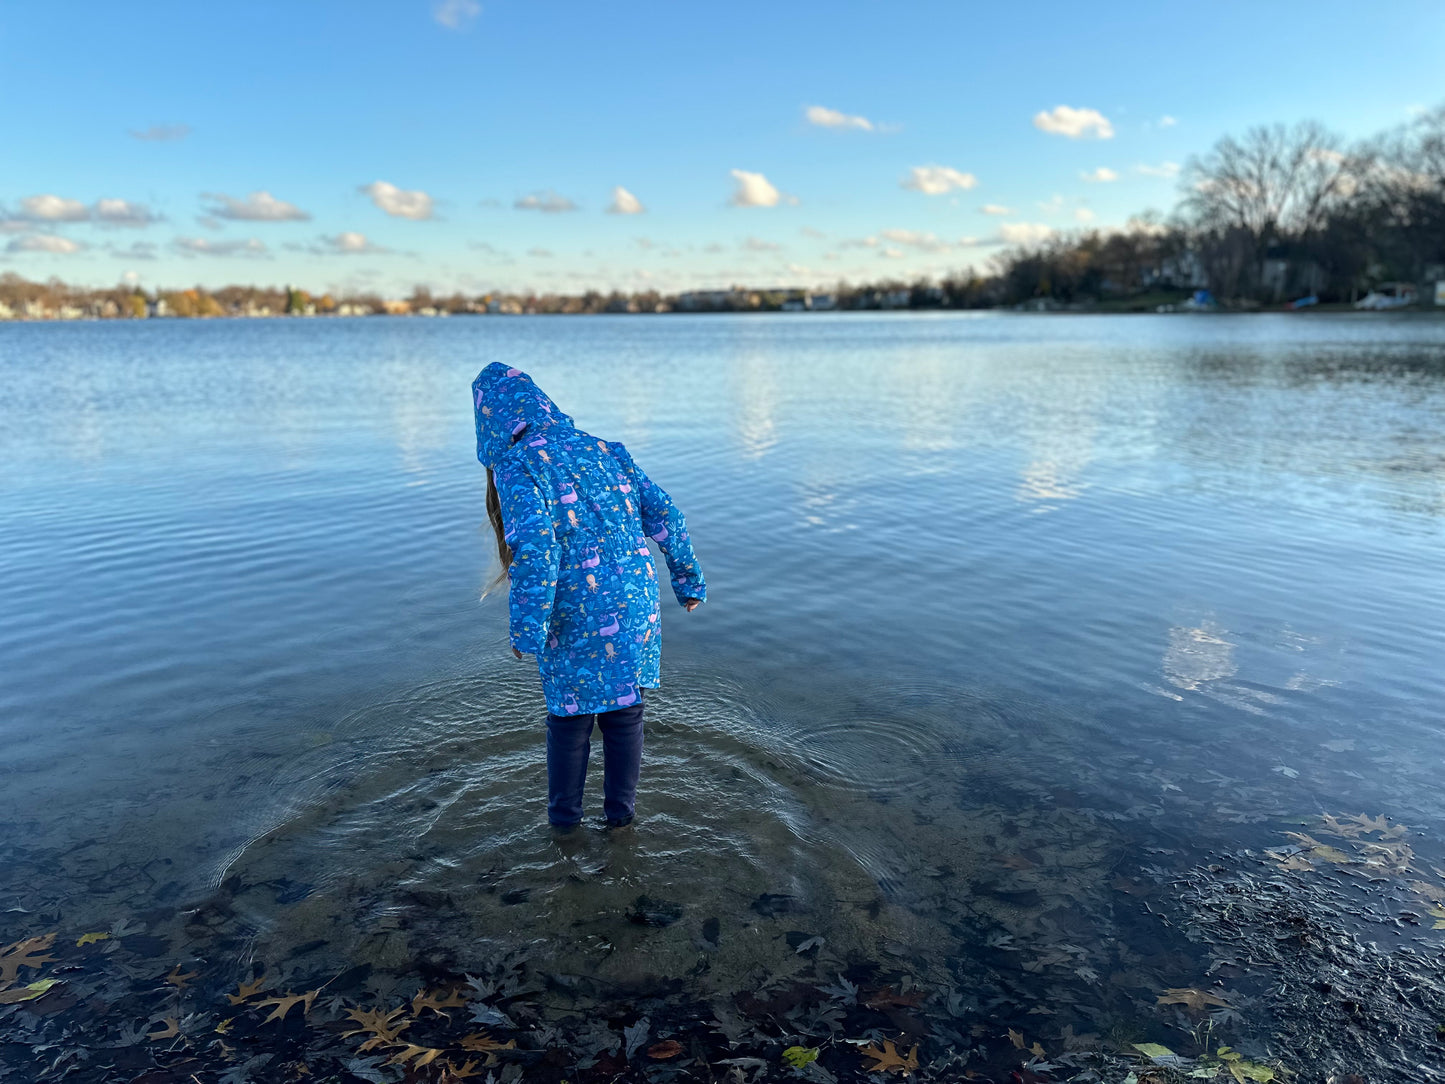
[472, 363, 706, 831]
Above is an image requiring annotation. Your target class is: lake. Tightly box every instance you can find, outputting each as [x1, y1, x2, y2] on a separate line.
[2, 313, 1443, 1082]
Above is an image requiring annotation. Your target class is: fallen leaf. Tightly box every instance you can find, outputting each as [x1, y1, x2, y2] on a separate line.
[0, 978, 61, 1004]
[864, 986, 925, 1010]
[459, 1032, 517, 1054]
[443, 1059, 484, 1080]
[0, 933, 57, 984]
[1030, 1041, 1045, 1057]
[859, 1039, 918, 1075]
[147, 1017, 180, 1042]
[1133, 1042, 1175, 1059]
[1157, 988, 1232, 1011]
[255, 989, 319, 1024]
[226, 976, 268, 1004]
[215, 1018, 233, 1034]
[412, 986, 468, 1018]
[1283, 832, 1351, 864]
[1428, 904, 1445, 930]
[1008, 1028, 1026, 1049]
[76, 932, 110, 947]
[782, 1046, 818, 1068]
[649, 1040, 684, 1059]
[166, 965, 200, 989]
[383, 1044, 443, 1068]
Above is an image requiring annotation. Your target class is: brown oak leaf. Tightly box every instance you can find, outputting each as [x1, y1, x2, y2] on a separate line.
[255, 989, 319, 1024]
[384, 1044, 443, 1068]
[147, 1017, 180, 1041]
[648, 1040, 684, 1059]
[1157, 987, 1231, 1011]
[0, 933, 57, 985]
[165, 965, 200, 989]
[342, 1005, 411, 1048]
[859, 1039, 919, 1075]
[412, 986, 468, 1017]
[226, 976, 268, 1005]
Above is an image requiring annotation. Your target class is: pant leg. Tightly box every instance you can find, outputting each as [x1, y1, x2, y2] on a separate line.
[596, 698, 645, 823]
[545, 712, 594, 826]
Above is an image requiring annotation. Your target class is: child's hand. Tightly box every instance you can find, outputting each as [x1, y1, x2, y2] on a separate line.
[512, 646, 527, 660]
[683, 599, 702, 612]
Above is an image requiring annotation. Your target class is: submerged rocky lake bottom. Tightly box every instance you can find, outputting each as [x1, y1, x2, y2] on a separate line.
[2, 314, 1443, 1082]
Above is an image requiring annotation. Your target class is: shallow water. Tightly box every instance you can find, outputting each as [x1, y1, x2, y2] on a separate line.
[2, 313, 1444, 1081]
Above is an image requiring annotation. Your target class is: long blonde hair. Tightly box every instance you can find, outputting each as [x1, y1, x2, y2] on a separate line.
[484, 467, 512, 592]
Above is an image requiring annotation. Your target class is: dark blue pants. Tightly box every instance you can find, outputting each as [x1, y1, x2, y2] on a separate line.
[545, 697, 644, 826]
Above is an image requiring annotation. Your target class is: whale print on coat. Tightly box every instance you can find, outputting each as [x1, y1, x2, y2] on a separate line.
[472, 362, 707, 716]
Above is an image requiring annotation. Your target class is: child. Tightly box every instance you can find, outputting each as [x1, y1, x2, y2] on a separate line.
[472, 363, 706, 831]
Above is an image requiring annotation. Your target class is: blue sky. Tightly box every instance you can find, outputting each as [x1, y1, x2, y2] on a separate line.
[2, 0, 1442, 296]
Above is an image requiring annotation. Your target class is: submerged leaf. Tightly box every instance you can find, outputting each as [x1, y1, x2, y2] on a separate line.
[783, 1046, 819, 1068]
[76, 932, 110, 947]
[254, 989, 318, 1024]
[859, 1039, 918, 1075]
[1158, 987, 1232, 1011]
[0, 978, 61, 1004]
[1133, 1042, 1176, 1059]
[0, 933, 57, 984]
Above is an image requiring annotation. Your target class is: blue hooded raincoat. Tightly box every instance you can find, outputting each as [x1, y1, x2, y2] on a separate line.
[473, 363, 706, 716]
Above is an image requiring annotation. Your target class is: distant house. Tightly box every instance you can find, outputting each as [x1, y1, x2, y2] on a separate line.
[0, 301, 13, 320]
[810, 293, 837, 311]
[381, 299, 411, 315]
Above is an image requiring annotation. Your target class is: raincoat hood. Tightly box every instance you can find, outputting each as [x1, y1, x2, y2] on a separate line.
[472, 362, 575, 468]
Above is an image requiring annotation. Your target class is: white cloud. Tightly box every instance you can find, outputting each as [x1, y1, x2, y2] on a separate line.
[703, 242, 726, 254]
[1135, 161, 1181, 178]
[203, 190, 311, 222]
[956, 235, 983, 246]
[1159, 115, 1178, 128]
[804, 105, 873, 131]
[1037, 193, 1066, 214]
[20, 195, 89, 221]
[360, 181, 434, 220]
[979, 204, 1012, 216]
[320, 231, 387, 254]
[6, 234, 84, 254]
[527, 247, 554, 258]
[881, 247, 905, 259]
[742, 236, 781, 252]
[1033, 105, 1114, 139]
[607, 186, 644, 214]
[433, 0, 480, 29]
[173, 236, 269, 257]
[515, 190, 578, 213]
[94, 198, 161, 226]
[998, 222, 1055, 245]
[879, 228, 948, 252]
[1080, 167, 1118, 183]
[799, 226, 826, 239]
[1074, 207, 1096, 223]
[728, 169, 783, 207]
[901, 165, 977, 195]
[129, 124, 190, 142]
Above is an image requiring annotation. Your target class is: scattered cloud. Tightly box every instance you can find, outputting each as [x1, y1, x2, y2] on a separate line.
[607, 186, 644, 214]
[94, 199, 161, 226]
[1074, 207, 1096, 223]
[882, 247, 905, 259]
[173, 236, 269, 257]
[742, 236, 782, 252]
[527, 247, 554, 258]
[19, 195, 89, 222]
[6, 234, 85, 254]
[998, 222, 1055, 245]
[317, 231, 388, 255]
[1159, 115, 1178, 128]
[129, 124, 190, 142]
[203, 190, 310, 222]
[879, 228, 948, 252]
[799, 226, 826, 239]
[728, 169, 783, 208]
[515, 190, 578, 213]
[360, 181, 434, 220]
[979, 204, 1013, 216]
[1037, 193, 1066, 214]
[804, 105, 874, 131]
[1136, 161, 1182, 178]
[703, 242, 726, 254]
[634, 237, 656, 250]
[901, 165, 977, 195]
[1033, 105, 1114, 139]
[433, 0, 480, 29]
[1080, 167, 1118, 183]
[196, 216, 223, 231]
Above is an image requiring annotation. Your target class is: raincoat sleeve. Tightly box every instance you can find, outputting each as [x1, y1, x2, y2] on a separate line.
[613, 444, 707, 606]
[495, 460, 560, 654]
